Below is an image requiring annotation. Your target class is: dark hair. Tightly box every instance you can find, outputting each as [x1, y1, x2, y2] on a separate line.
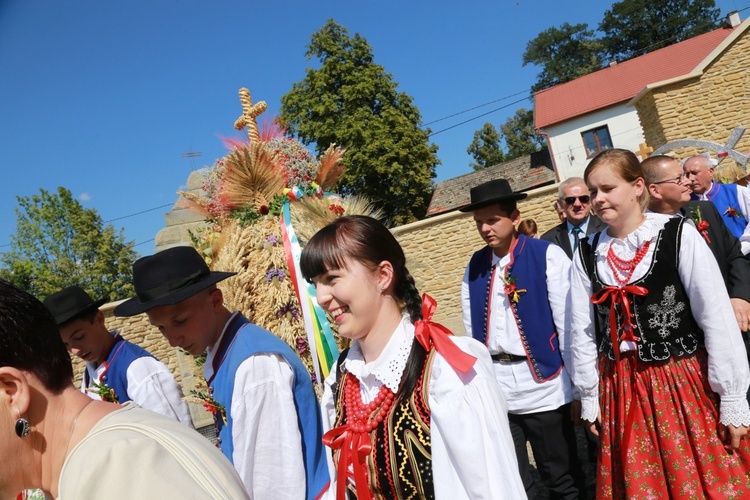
[517, 219, 538, 237]
[0, 280, 74, 393]
[300, 216, 427, 401]
[585, 148, 649, 209]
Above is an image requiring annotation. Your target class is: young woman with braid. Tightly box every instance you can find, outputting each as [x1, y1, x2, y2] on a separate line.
[301, 215, 523, 499]
[570, 148, 750, 498]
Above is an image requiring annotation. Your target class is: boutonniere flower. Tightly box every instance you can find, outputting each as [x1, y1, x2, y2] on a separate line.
[89, 382, 119, 403]
[502, 271, 527, 304]
[724, 206, 746, 220]
[690, 207, 711, 244]
[186, 389, 227, 425]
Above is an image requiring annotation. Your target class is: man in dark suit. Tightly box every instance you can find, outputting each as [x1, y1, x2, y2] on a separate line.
[541, 177, 607, 259]
[643, 156, 750, 384]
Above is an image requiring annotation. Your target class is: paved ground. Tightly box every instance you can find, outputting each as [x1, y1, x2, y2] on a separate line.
[529, 426, 597, 499]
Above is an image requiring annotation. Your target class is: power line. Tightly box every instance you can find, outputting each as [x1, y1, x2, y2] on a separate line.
[428, 96, 531, 137]
[0, 202, 174, 249]
[422, 89, 530, 126]
[104, 203, 173, 223]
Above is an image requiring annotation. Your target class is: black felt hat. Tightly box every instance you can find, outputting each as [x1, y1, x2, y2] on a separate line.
[43, 286, 108, 326]
[113, 246, 236, 317]
[458, 178, 527, 212]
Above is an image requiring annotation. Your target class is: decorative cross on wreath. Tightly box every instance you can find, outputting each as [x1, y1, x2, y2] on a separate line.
[234, 87, 268, 144]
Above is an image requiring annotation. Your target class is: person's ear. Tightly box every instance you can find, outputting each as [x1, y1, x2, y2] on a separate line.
[0, 367, 31, 418]
[648, 183, 662, 200]
[210, 287, 224, 311]
[511, 209, 522, 226]
[376, 261, 395, 293]
[94, 310, 106, 328]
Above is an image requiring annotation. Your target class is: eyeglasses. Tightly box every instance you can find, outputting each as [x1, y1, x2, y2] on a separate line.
[652, 175, 685, 185]
[564, 195, 590, 205]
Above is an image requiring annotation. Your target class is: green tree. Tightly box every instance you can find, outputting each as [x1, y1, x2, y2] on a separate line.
[467, 123, 504, 170]
[500, 108, 545, 160]
[600, 0, 721, 61]
[522, 22, 605, 92]
[0, 187, 138, 301]
[278, 19, 439, 224]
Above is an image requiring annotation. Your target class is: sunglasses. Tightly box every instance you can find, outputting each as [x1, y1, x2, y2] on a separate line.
[564, 195, 590, 205]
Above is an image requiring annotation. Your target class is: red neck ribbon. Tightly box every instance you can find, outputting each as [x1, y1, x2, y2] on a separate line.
[414, 293, 477, 373]
[322, 423, 373, 500]
[590, 285, 648, 362]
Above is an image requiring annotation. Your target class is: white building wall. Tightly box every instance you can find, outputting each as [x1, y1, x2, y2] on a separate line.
[542, 105, 645, 180]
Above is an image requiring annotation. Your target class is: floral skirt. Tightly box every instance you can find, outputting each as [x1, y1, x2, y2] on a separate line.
[597, 349, 750, 499]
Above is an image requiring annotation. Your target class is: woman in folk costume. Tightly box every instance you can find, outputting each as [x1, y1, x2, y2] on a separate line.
[300, 215, 524, 499]
[569, 148, 750, 498]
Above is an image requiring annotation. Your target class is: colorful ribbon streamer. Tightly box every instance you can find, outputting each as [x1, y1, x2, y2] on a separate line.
[281, 200, 339, 385]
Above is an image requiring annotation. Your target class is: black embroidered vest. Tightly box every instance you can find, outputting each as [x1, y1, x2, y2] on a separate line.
[334, 351, 435, 499]
[580, 217, 704, 362]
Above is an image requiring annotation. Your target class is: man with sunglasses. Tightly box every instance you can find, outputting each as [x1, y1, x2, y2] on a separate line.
[541, 177, 607, 259]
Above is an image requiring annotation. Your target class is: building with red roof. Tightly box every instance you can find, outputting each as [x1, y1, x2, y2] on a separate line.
[534, 14, 744, 180]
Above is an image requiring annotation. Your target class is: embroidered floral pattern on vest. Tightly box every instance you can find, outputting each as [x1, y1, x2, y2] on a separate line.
[646, 285, 686, 338]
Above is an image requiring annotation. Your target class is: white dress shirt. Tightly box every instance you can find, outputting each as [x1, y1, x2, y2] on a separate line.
[461, 243, 575, 414]
[566, 216, 590, 251]
[82, 335, 193, 428]
[320, 316, 525, 499]
[204, 313, 305, 499]
[696, 182, 750, 255]
[569, 212, 750, 426]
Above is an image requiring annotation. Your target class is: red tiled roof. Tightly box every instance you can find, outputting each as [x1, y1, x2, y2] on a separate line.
[534, 26, 737, 129]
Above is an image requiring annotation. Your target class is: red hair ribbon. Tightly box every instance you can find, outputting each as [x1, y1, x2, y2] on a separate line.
[697, 221, 711, 244]
[322, 424, 373, 500]
[414, 293, 477, 373]
[591, 285, 648, 362]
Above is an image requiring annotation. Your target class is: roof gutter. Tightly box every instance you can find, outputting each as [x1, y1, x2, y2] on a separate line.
[537, 128, 561, 182]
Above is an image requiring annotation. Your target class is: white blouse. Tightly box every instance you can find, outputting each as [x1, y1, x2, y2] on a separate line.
[569, 212, 750, 426]
[320, 316, 525, 499]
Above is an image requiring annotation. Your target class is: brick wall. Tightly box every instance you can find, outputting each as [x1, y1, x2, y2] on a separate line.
[634, 30, 750, 173]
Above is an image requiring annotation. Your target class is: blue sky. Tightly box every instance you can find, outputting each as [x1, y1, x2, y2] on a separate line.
[1, 0, 745, 255]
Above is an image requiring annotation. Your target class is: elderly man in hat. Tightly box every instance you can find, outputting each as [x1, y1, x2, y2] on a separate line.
[44, 286, 193, 427]
[460, 179, 584, 499]
[114, 246, 328, 500]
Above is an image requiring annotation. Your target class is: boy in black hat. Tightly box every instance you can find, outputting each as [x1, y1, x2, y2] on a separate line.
[114, 246, 328, 500]
[43, 286, 193, 427]
[459, 178, 585, 499]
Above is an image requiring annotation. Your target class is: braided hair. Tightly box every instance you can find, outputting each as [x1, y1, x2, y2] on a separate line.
[300, 216, 428, 401]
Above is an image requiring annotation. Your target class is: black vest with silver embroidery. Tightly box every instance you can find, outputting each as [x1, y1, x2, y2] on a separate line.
[581, 217, 704, 362]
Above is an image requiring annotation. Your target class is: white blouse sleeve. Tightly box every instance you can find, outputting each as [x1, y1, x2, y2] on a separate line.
[230, 354, 306, 499]
[569, 244, 600, 423]
[429, 336, 525, 499]
[678, 222, 750, 426]
[461, 264, 473, 337]
[736, 184, 750, 255]
[125, 357, 194, 427]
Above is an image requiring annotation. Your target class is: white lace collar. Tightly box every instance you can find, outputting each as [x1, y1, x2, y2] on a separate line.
[342, 315, 414, 393]
[597, 212, 671, 259]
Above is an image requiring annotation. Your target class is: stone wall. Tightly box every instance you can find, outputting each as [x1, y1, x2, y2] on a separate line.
[634, 28, 750, 174]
